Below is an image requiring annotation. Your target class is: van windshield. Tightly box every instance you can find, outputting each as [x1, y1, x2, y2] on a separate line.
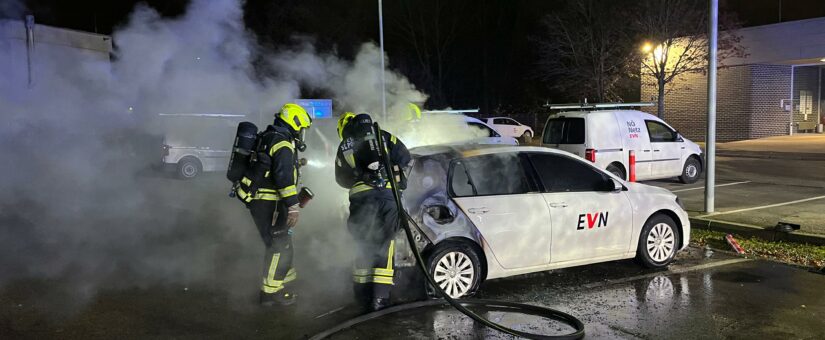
[543, 117, 584, 144]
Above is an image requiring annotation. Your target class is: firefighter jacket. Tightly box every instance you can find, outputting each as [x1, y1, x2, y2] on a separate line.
[236, 124, 300, 206]
[335, 130, 411, 198]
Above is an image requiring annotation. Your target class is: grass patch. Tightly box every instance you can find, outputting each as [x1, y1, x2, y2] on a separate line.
[691, 229, 825, 268]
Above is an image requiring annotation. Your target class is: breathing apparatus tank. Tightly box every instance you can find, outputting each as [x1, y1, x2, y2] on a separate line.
[226, 121, 258, 182]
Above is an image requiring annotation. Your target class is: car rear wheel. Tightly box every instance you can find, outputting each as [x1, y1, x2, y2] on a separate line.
[606, 163, 626, 180]
[177, 157, 201, 179]
[636, 214, 680, 268]
[427, 242, 483, 298]
[520, 132, 533, 145]
[679, 157, 701, 184]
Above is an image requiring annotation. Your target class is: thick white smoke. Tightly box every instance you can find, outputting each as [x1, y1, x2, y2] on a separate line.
[0, 0, 433, 310]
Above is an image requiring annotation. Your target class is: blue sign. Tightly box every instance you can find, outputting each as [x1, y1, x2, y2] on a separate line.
[296, 99, 333, 119]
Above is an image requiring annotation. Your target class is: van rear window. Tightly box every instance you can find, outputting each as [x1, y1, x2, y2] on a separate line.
[543, 118, 584, 144]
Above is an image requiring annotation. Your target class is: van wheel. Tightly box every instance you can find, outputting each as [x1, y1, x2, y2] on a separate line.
[177, 157, 201, 179]
[636, 214, 680, 269]
[520, 132, 533, 145]
[679, 157, 701, 184]
[606, 163, 626, 180]
[427, 242, 483, 298]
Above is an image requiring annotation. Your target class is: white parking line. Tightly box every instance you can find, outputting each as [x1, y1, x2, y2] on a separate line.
[698, 194, 825, 218]
[581, 258, 751, 290]
[671, 181, 751, 193]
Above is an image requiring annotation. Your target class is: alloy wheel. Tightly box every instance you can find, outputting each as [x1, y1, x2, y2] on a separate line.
[433, 251, 475, 298]
[646, 223, 676, 262]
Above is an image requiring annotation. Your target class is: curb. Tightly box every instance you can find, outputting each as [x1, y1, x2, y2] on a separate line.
[714, 150, 825, 161]
[689, 217, 825, 246]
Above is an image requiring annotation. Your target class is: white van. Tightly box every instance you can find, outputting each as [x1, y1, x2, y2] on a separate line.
[541, 104, 703, 183]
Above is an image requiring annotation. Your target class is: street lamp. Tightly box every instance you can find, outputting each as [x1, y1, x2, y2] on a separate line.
[641, 42, 653, 53]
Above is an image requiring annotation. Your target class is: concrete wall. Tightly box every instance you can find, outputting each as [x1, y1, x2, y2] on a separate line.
[725, 17, 825, 66]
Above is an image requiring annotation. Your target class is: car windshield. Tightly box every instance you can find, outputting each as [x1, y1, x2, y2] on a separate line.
[543, 117, 584, 144]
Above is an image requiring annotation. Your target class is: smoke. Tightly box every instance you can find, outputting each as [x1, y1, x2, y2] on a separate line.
[0, 0, 25, 19]
[0, 0, 432, 312]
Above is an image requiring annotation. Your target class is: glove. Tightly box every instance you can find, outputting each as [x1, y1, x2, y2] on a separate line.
[286, 203, 300, 229]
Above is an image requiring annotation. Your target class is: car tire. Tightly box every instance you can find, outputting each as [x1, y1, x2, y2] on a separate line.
[520, 132, 533, 145]
[606, 163, 626, 180]
[177, 157, 201, 179]
[635, 214, 681, 269]
[679, 157, 701, 184]
[426, 242, 483, 298]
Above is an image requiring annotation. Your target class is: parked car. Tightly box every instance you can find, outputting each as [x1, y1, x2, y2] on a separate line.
[398, 144, 690, 298]
[158, 113, 245, 179]
[485, 117, 535, 144]
[541, 106, 703, 183]
[398, 114, 518, 148]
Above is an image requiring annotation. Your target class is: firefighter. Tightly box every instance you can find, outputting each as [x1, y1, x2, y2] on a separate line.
[236, 103, 312, 307]
[335, 113, 411, 311]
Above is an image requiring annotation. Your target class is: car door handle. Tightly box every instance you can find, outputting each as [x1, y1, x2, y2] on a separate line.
[642, 149, 651, 152]
[467, 207, 489, 214]
[654, 149, 661, 152]
[548, 202, 568, 208]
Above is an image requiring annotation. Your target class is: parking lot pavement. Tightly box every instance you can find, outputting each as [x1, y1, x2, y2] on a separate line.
[644, 157, 825, 236]
[326, 248, 825, 339]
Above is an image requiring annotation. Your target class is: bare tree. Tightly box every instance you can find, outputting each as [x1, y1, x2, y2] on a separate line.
[635, 0, 747, 117]
[534, 0, 634, 103]
[388, 0, 472, 107]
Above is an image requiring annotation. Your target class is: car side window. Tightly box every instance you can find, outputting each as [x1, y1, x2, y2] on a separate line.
[527, 153, 610, 192]
[450, 160, 476, 197]
[467, 122, 500, 137]
[450, 154, 531, 196]
[645, 120, 678, 142]
[493, 118, 508, 125]
[506, 118, 519, 125]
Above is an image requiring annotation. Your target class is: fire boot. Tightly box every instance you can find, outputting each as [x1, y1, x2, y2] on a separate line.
[370, 297, 390, 312]
[260, 291, 297, 307]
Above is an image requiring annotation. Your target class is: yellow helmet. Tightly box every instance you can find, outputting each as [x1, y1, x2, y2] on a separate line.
[337, 111, 356, 139]
[406, 103, 422, 121]
[277, 103, 312, 132]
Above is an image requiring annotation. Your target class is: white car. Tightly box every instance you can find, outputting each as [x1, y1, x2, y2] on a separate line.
[541, 106, 703, 183]
[485, 117, 535, 144]
[399, 114, 518, 147]
[400, 144, 690, 298]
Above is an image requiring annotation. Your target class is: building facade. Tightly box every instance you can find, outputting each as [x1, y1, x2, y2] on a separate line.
[641, 17, 825, 142]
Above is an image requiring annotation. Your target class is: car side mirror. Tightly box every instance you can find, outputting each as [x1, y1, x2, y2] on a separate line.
[602, 178, 624, 192]
[425, 205, 454, 224]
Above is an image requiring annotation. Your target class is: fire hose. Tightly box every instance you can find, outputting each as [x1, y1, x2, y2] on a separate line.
[309, 123, 585, 339]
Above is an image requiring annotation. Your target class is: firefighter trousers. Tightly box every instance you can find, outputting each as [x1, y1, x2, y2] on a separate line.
[347, 192, 399, 302]
[249, 199, 296, 296]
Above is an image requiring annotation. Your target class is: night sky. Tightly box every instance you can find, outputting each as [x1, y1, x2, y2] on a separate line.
[12, 0, 825, 112]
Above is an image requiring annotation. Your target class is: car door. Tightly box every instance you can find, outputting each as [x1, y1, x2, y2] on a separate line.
[525, 152, 633, 263]
[645, 120, 682, 177]
[449, 153, 550, 269]
[467, 122, 516, 145]
[503, 118, 521, 137]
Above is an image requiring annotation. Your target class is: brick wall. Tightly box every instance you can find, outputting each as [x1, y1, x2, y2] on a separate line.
[750, 65, 792, 138]
[641, 64, 793, 142]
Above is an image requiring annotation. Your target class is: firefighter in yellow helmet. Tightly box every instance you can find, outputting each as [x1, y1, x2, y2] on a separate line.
[235, 103, 312, 307]
[335, 113, 411, 311]
[337, 111, 356, 140]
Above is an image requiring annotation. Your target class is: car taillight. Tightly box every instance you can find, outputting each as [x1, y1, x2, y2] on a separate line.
[585, 149, 596, 163]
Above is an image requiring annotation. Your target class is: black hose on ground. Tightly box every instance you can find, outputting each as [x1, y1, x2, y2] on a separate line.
[309, 124, 585, 339]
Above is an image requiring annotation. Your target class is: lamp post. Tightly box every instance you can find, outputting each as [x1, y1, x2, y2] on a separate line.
[705, 0, 719, 213]
[378, 0, 388, 121]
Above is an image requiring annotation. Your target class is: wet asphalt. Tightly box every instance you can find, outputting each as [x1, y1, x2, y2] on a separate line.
[1, 160, 824, 339]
